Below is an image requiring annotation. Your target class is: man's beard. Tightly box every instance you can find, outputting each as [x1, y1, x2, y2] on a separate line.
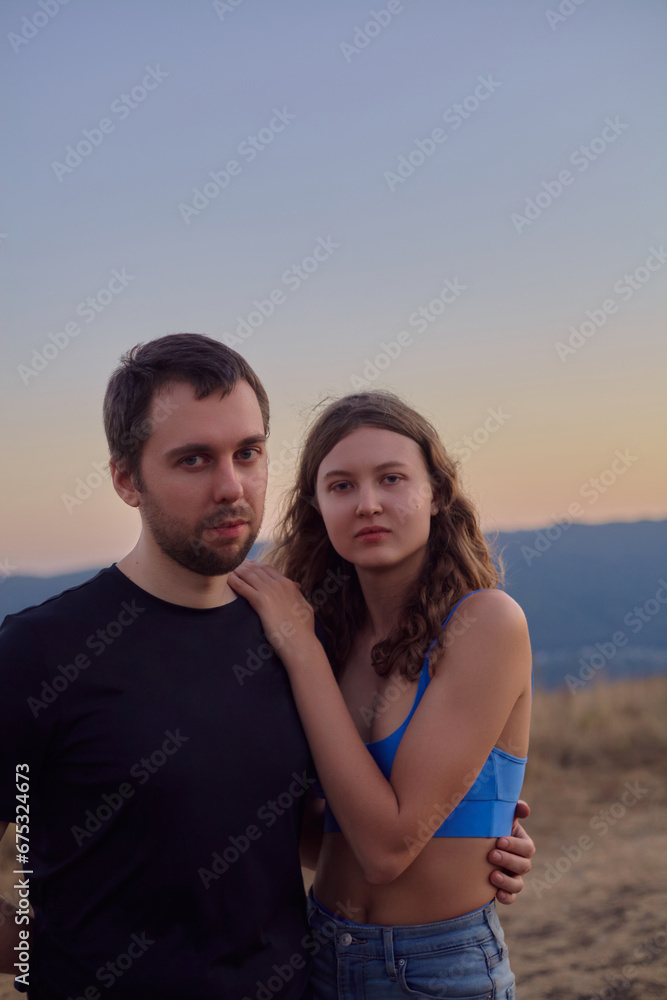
[140, 490, 261, 576]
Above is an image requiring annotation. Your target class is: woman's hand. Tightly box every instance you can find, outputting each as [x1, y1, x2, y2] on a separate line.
[487, 799, 535, 904]
[228, 562, 316, 660]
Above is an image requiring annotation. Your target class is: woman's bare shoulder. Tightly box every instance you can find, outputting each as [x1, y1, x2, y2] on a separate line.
[452, 588, 527, 629]
[431, 589, 531, 678]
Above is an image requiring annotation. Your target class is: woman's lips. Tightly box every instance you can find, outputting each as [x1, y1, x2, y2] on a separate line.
[355, 527, 390, 542]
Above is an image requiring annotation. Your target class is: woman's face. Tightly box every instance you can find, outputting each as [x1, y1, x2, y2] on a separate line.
[314, 426, 436, 574]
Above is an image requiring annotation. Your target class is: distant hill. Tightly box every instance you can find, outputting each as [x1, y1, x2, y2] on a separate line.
[2, 523, 665, 690]
[494, 520, 667, 648]
[491, 520, 667, 688]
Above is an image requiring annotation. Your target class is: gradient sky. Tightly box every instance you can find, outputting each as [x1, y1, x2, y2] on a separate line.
[1, 0, 665, 575]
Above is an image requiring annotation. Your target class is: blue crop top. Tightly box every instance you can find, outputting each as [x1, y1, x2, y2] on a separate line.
[321, 590, 528, 838]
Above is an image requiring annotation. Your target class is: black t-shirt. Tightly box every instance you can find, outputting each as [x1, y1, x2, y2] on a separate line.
[0, 565, 317, 1000]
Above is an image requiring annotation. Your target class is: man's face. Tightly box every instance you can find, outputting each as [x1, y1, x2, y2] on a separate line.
[132, 380, 268, 575]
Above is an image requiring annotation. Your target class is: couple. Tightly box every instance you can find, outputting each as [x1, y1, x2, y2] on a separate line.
[0, 333, 533, 999]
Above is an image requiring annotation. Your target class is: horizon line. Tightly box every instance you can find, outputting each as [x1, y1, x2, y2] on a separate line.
[6, 516, 665, 580]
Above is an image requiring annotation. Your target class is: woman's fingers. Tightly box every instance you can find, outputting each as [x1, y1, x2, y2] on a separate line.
[513, 799, 531, 820]
[508, 822, 536, 859]
[487, 831, 533, 905]
[489, 837, 533, 875]
[495, 885, 518, 905]
[228, 564, 312, 640]
[227, 570, 252, 593]
[231, 561, 295, 589]
[256, 564, 292, 582]
[227, 564, 274, 593]
[490, 862, 525, 904]
[229, 560, 259, 580]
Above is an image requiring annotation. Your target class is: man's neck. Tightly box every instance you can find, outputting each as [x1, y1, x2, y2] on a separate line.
[115, 539, 237, 609]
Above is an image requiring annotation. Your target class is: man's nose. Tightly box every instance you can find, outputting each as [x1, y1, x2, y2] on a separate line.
[212, 460, 244, 504]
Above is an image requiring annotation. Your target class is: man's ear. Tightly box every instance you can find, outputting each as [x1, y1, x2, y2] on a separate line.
[109, 458, 142, 508]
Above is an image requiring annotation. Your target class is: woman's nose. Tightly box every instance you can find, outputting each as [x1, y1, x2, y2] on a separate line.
[356, 485, 382, 517]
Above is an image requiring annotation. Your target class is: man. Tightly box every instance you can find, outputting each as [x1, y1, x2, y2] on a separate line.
[0, 334, 534, 998]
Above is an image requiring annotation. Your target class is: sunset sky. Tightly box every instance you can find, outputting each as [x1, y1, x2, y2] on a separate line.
[2, 0, 665, 575]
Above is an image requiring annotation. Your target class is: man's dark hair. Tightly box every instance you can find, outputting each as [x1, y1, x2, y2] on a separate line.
[103, 333, 270, 485]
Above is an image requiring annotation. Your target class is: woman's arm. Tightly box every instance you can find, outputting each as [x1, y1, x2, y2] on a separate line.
[229, 565, 531, 885]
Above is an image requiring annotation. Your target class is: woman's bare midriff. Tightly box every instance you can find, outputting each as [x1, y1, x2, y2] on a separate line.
[313, 833, 497, 925]
[311, 601, 531, 926]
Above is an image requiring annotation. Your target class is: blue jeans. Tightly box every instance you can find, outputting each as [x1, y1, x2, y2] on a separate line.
[306, 889, 515, 999]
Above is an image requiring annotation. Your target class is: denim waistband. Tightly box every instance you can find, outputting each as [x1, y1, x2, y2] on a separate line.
[306, 888, 500, 956]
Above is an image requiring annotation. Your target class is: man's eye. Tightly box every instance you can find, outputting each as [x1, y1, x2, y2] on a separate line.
[181, 455, 205, 467]
[237, 448, 261, 460]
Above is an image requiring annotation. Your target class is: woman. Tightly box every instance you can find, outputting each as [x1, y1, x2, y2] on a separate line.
[229, 391, 532, 999]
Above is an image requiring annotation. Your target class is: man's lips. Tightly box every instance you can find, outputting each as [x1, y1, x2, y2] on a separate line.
[204, 519, 248, 538]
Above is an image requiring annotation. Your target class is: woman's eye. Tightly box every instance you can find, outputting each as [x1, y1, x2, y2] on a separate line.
[331, 482, 351, 492]
[383, 474, 402, 484]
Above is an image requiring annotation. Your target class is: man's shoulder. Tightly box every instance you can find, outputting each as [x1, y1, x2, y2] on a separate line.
[0, 566, 117, 637]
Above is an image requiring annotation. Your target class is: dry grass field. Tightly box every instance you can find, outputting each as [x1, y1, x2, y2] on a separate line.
[497, 675, 667, 1000]
[1, 676, 665, 999]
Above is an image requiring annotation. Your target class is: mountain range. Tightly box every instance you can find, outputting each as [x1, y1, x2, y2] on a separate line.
[2, 520, 665, 690]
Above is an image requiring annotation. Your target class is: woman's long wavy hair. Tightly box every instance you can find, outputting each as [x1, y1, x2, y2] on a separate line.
[269, 391, 503, 681]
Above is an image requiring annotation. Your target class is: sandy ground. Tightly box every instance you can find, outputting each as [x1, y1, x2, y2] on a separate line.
[2, 680, 665, 998]
[489, 761, 667, 999]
